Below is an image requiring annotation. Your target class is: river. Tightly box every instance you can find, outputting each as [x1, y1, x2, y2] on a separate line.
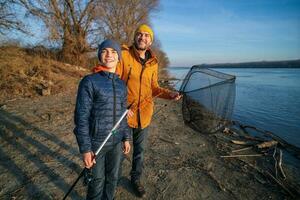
[166, 67, 300, 148]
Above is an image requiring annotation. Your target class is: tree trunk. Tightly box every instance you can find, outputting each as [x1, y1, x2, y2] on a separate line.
[61, 26, 89, 66]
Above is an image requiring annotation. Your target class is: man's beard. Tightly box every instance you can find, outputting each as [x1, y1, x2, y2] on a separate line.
[134, 42, 147, 51]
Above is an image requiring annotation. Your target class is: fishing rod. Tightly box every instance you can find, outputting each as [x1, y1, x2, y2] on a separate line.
[63, 72, 184, 199]
[62, 103, 133, 200]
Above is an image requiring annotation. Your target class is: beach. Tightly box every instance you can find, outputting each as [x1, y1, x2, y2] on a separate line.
[0, 84, 299, 199]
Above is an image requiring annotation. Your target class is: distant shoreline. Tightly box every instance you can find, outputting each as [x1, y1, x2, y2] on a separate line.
[169, 59, 300, 69]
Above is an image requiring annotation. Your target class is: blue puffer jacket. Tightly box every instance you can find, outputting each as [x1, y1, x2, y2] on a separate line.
[74, 71, 131, 154]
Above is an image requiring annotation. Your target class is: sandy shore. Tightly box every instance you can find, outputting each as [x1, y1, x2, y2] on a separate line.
[0, 87, 299, 199]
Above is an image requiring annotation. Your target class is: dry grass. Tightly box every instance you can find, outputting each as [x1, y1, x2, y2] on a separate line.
[0, 44, 89, 101]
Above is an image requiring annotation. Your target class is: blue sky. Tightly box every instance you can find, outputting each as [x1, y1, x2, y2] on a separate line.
[2, 0, 299, 67]
[152, 0, 300, 66]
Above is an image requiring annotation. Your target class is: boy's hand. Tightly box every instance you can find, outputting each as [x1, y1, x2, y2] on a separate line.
[82, 151, 96, 169]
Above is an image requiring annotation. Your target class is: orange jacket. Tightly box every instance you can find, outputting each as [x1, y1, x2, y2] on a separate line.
[116, 45, 172, 128]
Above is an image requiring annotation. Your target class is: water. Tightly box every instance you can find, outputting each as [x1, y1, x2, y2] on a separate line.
[165, 67, 300, 148]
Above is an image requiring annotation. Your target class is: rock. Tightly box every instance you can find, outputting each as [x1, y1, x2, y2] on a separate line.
[36, 84, 51, 96]
[40, 113, 51, 120]
[42, 88, 51, 96]
[0, 104, 7, 110]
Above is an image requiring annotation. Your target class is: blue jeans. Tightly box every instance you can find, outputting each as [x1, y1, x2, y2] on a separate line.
[130, 127, 149, 182]
[86, 143, 121, 200]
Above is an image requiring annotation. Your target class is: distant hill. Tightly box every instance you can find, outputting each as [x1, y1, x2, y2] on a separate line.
[199, 59, 300, 68]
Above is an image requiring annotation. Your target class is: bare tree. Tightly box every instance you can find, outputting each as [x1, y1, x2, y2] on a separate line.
[18, 0, 101, 65]
[0, 0, 26, 35]
[96, 0, 159, 45]
[17, 0, 169, 67]
[95, 0, 169, 67]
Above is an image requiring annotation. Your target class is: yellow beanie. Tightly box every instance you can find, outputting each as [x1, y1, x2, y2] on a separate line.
[135, 24, 154, 41]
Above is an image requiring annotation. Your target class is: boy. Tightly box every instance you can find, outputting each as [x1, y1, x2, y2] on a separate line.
[74, 39, 131, 200]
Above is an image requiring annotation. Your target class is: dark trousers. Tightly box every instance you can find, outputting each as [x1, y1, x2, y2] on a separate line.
[86, 143, 121, 200]
[130, 127, 149, 182]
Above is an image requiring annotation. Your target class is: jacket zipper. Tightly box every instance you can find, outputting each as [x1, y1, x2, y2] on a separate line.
[137, 65, 145, 127]
[112, 74, 116, 143]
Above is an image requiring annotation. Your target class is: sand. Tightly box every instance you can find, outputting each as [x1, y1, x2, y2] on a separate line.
[0, 88, 299, 200]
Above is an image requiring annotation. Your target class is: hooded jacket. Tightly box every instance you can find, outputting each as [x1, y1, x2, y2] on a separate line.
[73, 71, 131, 154]
[116, 45, 172, 129]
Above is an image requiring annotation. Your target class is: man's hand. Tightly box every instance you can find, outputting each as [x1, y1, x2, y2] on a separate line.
[170, 91, 182, 101]
[82, 151, 96, 169]
[122, 141, 131, 154]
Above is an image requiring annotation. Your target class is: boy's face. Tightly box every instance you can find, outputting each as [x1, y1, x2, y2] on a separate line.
[100, 47, 119, 68]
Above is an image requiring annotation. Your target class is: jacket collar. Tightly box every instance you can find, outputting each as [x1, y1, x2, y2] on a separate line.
[92, 65, 119, 79]
[129, 45, 158, 66]
[99, 70, 116, 79]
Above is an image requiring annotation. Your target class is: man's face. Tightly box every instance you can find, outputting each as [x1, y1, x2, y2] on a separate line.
[100, 47, 119, 68]
[134, 31, 152, 51]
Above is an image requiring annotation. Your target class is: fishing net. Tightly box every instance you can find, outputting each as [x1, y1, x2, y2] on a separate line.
[179, 66, 236, 134]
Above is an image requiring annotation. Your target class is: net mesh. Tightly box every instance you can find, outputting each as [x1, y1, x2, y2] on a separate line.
[179, 66, 236, 134]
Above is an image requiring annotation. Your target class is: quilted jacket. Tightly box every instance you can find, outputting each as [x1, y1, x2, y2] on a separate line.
[73, 71, 131, 154]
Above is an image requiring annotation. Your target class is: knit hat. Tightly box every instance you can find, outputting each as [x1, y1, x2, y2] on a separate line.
[135, 24, 154, 41]
[98, 39, 122, 62]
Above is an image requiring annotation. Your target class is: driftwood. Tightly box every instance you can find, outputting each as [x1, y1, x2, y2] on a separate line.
[273, 147, 278, 178]
[232, 140, 278, 153]
[233, 121, 300, 159]
[232, 121, 289, 147]
[230, 138, 289, 192]
[236, 157, 296, 198]
[231, 147, 252, 153]
[278, 150, 286, 179]
[223, 125, 297, 197]
[231, 140, 251, 145]
[271, 146, 287, 180]
[265, 171, 295, 198]
[257, 140, 278, 149]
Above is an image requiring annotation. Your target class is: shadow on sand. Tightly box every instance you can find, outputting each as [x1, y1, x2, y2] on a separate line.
[0, 109, 84, 199]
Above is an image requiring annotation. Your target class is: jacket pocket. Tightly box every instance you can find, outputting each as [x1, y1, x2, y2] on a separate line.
[91, 119, 110, 142]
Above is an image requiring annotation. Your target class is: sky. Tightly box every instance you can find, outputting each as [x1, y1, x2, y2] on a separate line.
[2, 0, 299, 67]
[151, 0, 300, 67]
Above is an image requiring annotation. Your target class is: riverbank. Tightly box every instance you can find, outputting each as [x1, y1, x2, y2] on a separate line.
[0, 87, 299, 199]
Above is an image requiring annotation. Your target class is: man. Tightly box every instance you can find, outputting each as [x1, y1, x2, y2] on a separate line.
[116, 24, 181, 197]
[74, 39, 131, 200]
